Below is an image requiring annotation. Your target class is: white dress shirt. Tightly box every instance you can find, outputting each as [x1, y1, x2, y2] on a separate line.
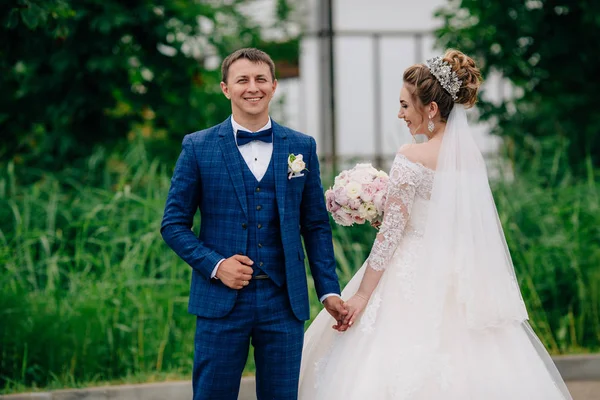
[211, 116, 339, 303]
[231, 117, 273, 182]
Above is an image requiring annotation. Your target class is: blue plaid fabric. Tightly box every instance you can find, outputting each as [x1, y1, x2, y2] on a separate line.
[161, 117, 341, 398]
[192, 278, 304, 400]
[161, 117, 341, 320]
[238, 152, 286, 286]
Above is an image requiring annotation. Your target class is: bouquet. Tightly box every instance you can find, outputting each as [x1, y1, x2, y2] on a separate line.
[325, 163, 389, 226]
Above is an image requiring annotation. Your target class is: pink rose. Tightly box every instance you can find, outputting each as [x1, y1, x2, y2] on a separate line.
[334, 186, 349, 207]
[373, 177, 388, 191]
[361, 183, 377, 202]
[373, 191, 386, 213]
[333, 209, 353, 226]
[325, 189, 340, 213]
[352, 168, 373, 184]
[347, 197, 361, 210]
[351, 213, 366, 224]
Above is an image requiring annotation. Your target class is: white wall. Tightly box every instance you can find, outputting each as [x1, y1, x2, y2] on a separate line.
[271, 78, 301, 128]
[298, 0, 510, 164]
[332, 0, 445, 31]
[237, 0, 512, 163]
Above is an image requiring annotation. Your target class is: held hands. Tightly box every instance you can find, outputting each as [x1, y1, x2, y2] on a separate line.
[216, 255, 254, 290]
[327, 293, 369, 331]
[323, 296, 350, 332]
[343, 293, 369, 328]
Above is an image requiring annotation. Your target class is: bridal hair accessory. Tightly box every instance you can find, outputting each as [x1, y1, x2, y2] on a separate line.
[426, 56, 462, 101]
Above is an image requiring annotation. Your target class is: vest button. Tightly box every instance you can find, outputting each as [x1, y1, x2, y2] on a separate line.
[256, 205, 262, 210]
[257, 224, 262, 229]
[242, 223, 247, 229]
[258, 243, 263, 248]
[259, 262, 264, 267]
[255, 187, 261, 192]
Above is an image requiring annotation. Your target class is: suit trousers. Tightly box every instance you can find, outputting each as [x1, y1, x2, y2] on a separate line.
[192, 277, 304, 400]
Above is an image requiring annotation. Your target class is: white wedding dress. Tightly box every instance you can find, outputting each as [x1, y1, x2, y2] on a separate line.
[299, 149, 573, 399]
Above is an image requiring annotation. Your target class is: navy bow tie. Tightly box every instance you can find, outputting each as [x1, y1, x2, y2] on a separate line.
[236, 128, 273, 146]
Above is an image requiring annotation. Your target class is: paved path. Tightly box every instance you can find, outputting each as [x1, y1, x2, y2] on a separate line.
[3, 355, 599, 400]
[2, 378, 599, 400]
[566, 381, 600, 400]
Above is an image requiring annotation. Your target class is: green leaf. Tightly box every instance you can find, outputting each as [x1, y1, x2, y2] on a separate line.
[21, 3, 44, 29]
[6, 9, 19, 29]
[0, 0, 300, 172]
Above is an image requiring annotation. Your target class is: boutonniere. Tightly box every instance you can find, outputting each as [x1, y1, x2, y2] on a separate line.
[288, 153, 308, 179]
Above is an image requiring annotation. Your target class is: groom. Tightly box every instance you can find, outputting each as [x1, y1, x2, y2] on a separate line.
[161, 48, 346, 400]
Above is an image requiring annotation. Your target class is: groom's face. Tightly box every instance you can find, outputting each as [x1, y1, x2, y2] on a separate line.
[220, 59, 277, 122]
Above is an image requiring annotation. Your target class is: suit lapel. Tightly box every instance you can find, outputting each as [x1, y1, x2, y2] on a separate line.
[272, 120, 288, 219]
[218, 118, 248, 218]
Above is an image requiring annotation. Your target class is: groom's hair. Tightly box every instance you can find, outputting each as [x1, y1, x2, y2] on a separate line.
[221, 48, 276, 84]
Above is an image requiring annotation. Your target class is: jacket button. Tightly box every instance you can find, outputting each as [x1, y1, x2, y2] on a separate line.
[257, 224, 262, 229]
[242, 223, 247, 229]
[258, 243, 263, 248]
[259, 262, 264, 267]
[256, 205, 262, 210]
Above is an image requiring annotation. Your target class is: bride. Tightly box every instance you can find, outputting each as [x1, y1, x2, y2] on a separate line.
[299, 50, 572, 399]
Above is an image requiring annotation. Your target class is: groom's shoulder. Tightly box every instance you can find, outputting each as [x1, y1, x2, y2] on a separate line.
[184, 120, 228, 144]
[276, 122, 315, 146]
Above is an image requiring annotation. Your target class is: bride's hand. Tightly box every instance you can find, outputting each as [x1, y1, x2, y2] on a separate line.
[343, 294, 369, 328]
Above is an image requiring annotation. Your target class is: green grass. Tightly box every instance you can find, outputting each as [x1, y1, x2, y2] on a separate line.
[1, 140, 598, 394]
[492, 156, 600, 354]
[1, 141, 195, 393]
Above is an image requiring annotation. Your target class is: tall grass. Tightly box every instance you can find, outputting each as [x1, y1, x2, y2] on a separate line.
[1, 140, 598, 393]
[492, 156, 600, 353]
[0, 141, 195, 392]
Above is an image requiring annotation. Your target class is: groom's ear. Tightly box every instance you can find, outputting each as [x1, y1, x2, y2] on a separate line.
[220, 81, 231, 100]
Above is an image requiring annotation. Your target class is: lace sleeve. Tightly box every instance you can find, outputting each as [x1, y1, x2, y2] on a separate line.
[366, 154, 421, 271]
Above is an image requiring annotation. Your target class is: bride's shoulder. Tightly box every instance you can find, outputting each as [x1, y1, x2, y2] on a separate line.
[396, 144, 424, 165]
[396, 144, 436, 172]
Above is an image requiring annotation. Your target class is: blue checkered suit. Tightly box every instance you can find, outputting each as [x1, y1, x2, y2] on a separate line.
[161, 117, 340, 399]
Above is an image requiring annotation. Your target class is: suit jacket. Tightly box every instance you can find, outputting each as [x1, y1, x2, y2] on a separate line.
[161, 117, 340, 321]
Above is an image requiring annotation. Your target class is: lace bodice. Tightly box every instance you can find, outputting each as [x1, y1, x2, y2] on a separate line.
[365, 153, 434, 271]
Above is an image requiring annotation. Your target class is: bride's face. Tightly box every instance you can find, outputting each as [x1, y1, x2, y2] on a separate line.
[398, 85, 427, 135]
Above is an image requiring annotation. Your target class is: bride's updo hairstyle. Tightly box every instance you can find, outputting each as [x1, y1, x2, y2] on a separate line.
[403, 49, 482, 121]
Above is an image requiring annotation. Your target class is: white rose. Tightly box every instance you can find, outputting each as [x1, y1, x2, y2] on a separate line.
[358, 202, 378, 220]
[352, 168, 374, 184]
[354, 163, 373, 170]
[289, 154, 305, 173]
[376, 170, 388, 178]
[334, 174, 346, 187]
[354, 163, 379, 175]
[345, 181, 362, 199]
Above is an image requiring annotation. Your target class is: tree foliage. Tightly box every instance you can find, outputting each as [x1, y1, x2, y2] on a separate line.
[1, 0, 299, 168]
[436, 0, 600, 178]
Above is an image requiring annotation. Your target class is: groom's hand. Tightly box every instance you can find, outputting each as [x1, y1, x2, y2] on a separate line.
[216, 255, 254, 290]
[323, 296, 349, 332]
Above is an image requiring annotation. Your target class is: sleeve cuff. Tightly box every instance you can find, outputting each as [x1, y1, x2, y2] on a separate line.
[211, 258, 226, 279]
[319, 293, 341, 303]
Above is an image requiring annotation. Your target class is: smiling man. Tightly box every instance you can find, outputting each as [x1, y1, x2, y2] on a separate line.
[161, 48, 346, 400]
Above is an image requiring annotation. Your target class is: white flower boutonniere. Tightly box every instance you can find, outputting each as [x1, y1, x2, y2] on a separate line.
[288, 153, 308, 179]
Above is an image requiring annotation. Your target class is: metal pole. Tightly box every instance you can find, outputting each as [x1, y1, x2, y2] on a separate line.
[317, 0, 337, 173]
[373, 33, 383, 169]
[415, 32, 423, 63]
[326, 0, 337, 173]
